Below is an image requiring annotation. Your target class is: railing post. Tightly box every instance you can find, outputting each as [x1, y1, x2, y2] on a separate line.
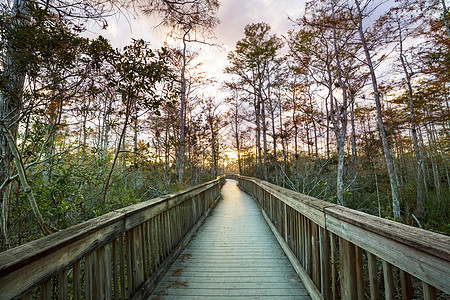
[367, 252, 378, 300]
[355, 246, 364, 299]
[423, 282, 437, 300]
[339, 238, 357, 300]
[400, 270, 413, 300]
[383, 260, 395, 300]
[283, 202, 288, 242]
[319, 227, 331, 300]
[330, 233, 338, 300]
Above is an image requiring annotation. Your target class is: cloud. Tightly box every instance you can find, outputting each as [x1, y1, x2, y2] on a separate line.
[216, 0, 304, 48]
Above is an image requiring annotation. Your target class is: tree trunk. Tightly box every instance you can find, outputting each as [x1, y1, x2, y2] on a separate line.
[398, 34, 425, 219]
[269, 96, 277, 184]
[355, 0, 401, 220]
[234, 98, 242, 175]
[255, 94, 262, 174]
[176, 32, 189, 183]
[329, 13, 349, 207]
[350, 99, 357, 165]
[260, 92, 268, 181]
[102, 97, 132, 203]
[0, 0, 28, 248]
[426, 125, 441, 203]
[2, 124, 54, 235]
[442, 0, 450, 37]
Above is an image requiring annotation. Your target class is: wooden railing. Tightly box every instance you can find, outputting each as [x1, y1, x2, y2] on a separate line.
[0, 176, 225, 300]
[234, 175, 450, 300]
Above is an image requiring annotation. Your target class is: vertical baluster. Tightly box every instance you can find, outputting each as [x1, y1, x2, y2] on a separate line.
[157, 214, 163, 266]
[319, 227, 331, 300]
[367, 252, 378, 300]
[96, 247, 105, 300]
[383, 260, 395, 300]
[355, 246, 364, 299]
[148, 219, 154, 274]
[133, 226, 144, 290]
[312, 223, 320, 289]
[119, 235, 125, 300]
[300, 215, 305, 266]
[142, 222, 148, 280]
[85, 252, 94, 299]
[339, 238, 357, 300]
[162, 212, 168, 259]
[146, 219, 155, 277]
[330, 233, 338, 300]
[305, 219, 312, 276]
[104, 243, 112, 299]
[126, 230, 133, 298]
[113, 238, 119, 300]
[153, 217, 160, 268]
[40, 279, 51, 300]
[422, 282, 437, 300]
[20, 291, 32, 300]
[73, 261, 81, 300]
[295, 211, 300, 259]
[400, 270, 413, 300]
[283, 202, 288, 241]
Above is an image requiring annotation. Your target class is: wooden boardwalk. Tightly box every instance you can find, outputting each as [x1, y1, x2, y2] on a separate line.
[149, 180, 311, 300]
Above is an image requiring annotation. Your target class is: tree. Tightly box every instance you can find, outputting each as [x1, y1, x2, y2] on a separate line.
[224, 81, 247, 175]
[352, 0, 402, 220]
[225, 22, 283, 180]
[141, 0, 220, 183]
[102, 40, 169, 203]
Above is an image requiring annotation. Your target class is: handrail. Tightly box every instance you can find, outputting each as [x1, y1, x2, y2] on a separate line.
[0, 175, 226, 299]
[233, 175, 450, 300]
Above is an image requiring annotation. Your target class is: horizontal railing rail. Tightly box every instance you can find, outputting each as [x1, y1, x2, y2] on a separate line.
[0, 176, 226, 300]
[234, 175, 449, 300]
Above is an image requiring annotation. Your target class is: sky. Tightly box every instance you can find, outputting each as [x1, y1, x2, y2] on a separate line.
[86, 0, 306, 95]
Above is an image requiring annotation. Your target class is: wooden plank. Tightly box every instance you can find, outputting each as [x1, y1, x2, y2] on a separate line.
[367, 252, 378, 300]
[259, 208, 321, 300]
[85, 252, 93, 299]
[324, 205, 450, 263]
[112, 239, 119, 300]
[104, 243, 112, 300]
[325, 211, 450, 294]
[339, 238, 357, 300]
[149, 180, 313, 300]
[73, 261, 81, 300]
[117, 180, 220, 231]
[20, 291, 32, 300]
[422, 282, 437, 300]
[240, 176, 335, 228]
[355, 247, 365, 299]
[312, 223, 320, 288]
[40, 280, 51, 300]
[319, 227, 331, 300]
[132, 182, 223, 300]
[400, 270, 412, 300]
[383, 260, 395, 300]
[142, 223, 148, 279]
[96, 247, 105, 300]
[58, 269, 68, 300]
[330, 233, 338, 300]
[126, 230, 133, 298]
[0, 213, 124, 299]
[119, 235, 125, 300]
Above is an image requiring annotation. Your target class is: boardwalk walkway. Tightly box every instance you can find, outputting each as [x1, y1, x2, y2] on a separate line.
[149, 180, 311, 300]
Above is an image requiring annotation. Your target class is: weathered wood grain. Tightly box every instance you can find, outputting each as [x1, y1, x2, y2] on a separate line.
[325, 208, 450, 294]
[0, 176, 224, 299]
[149, 180, 311, 300]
